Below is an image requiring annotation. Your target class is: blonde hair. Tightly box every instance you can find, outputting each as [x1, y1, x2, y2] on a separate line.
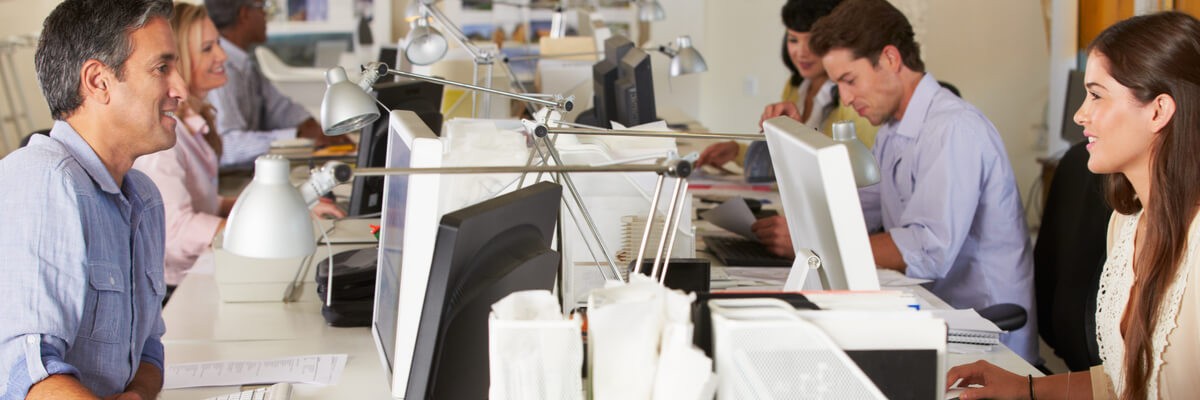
[170, 2, 222, 157]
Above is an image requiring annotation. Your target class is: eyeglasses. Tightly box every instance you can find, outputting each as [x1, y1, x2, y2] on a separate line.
[248, 0, 280, 18]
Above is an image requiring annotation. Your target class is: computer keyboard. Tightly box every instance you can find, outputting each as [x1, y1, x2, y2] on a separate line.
[702, 236, 794, 267]
[204, 382, 292, 400]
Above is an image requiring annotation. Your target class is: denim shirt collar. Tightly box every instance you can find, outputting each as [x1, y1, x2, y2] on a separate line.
[893, 73, 941, 139]
[48, 120, 122, 195]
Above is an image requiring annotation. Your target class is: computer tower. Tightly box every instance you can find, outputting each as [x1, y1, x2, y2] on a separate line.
[584, 35, 635, 128]
[614, 47, 656, 127]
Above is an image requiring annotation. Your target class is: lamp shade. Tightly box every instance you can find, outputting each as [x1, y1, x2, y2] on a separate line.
[830, 120, 881, 187]
[320, 66, 380, 135]
[668, 36, 707, 77]
[405, 17, 448, 66]
[222, 156, 316, 259]
[638, 0, 665, 22]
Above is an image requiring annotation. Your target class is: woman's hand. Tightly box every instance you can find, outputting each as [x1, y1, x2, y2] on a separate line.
[695, 141, 740, 170]
[759, 101, 803, 129]
[945, 360, 1029, 400]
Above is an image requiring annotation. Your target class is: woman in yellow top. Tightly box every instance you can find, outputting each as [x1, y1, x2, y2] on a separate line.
[695, 0, 877, 171]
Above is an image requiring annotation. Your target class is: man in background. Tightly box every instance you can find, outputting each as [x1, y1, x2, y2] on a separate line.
[204, 0, 348, 168]
[753, 0, 1038, 363]
[0, 0, 181, 397]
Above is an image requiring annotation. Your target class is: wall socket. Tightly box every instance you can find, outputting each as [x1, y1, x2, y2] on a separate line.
[743, 76, 759, 97]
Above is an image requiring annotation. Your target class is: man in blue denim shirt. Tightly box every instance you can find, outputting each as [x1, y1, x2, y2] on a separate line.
[0, 0, 186, 398]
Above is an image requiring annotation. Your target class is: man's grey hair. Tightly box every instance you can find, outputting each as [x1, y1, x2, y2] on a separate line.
[205, 0, 254, 30]
[35, 0, 174, 120]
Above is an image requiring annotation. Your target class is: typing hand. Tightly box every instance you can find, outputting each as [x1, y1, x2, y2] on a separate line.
[944, 360, 1027, 400]
[751, 215, 795, 258]
[759, 101, 803, 130]
[104, 392, 144, 400]
[297, 118, 353, 148]
[311, 200, 346, 219]
[694, 141, 740, 170]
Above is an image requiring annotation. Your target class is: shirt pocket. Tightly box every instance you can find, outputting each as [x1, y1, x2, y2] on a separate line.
[81, 261, 127, 344]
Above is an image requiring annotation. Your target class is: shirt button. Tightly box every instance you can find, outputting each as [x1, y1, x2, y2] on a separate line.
[110, 277, 116, 285]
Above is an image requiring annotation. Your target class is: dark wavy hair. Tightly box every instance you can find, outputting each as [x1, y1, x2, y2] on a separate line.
[1089, 11, 1200, 399]
[781, 0, 841, 88]
[809, 0, 925, 73]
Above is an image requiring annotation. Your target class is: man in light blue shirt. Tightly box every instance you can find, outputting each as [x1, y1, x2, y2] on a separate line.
[753, 0, 1037, 362]
[0, 0, 185, 397]
[204, 0, 347, 168]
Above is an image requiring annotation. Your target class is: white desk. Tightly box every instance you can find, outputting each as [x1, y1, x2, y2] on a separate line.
[160, 242, 392, 399]
[161, 213, 1040, 399]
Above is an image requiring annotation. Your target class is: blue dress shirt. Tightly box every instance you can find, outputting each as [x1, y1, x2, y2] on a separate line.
[207, 38, 312, 168]
[861, 74, 1037, 362]
[0, 121, 167, 398]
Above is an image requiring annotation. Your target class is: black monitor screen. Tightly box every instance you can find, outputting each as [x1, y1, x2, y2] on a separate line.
[404, 182, 562, 400]
[348, 80, 444, 216]
[1061, 69, 1086, 145]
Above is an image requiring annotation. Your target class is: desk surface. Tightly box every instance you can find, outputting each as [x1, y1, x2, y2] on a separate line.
[162, 212, 1039, 399]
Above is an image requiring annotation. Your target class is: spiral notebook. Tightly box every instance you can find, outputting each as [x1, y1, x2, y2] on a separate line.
[932, 309, 1002, 346]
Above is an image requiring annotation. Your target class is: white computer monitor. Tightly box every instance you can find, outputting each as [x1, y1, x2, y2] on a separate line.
[761, 116, 880, 291]
[371, 112, 535, 398]
[371, 110, 443, 399]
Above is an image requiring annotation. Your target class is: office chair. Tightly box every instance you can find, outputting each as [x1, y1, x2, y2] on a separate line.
[938, 81, 962, 97]
[19, 129, 50, 148]
[1034, 141, 1110, 371]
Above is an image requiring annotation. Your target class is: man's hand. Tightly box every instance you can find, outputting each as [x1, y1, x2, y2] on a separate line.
[759, 101, 803, 129]
[694, 141, 740, 170]
[751, 215, 795, 258]
[103, 392, 144, 400]
[296, 118, 352, 148]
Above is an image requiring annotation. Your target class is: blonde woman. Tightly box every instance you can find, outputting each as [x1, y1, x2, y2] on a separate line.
[135, 3, 342, 291]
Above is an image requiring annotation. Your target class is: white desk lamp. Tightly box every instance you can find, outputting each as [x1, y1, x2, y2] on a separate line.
[638, 0, 666, 22]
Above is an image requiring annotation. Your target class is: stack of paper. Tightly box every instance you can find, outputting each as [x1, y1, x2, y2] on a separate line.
[931, 309, 1002, 348]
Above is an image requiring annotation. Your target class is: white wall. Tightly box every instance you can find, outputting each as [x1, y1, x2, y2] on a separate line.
[0, 0, 57, 156]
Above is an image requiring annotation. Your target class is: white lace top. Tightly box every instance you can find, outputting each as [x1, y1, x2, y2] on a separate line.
[1095, 210, 1200, 398]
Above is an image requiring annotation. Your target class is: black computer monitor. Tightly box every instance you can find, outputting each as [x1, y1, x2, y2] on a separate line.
[614, 47, 656, 127]
[1061, 69, 1086, 144]
[348, 80, 444, 216]
[404, 181, 563, 399]
[580, 35, 635, 129]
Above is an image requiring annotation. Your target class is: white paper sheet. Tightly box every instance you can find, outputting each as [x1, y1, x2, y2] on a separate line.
[698, 197, 757, 239]
[163, 354, 348, 389]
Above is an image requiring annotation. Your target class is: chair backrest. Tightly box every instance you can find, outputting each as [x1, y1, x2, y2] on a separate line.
[1034, 141, 1111, 371]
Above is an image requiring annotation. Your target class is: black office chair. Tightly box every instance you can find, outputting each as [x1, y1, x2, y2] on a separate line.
[938, 81, 962, 98]
[1034, 141, 1110, 371]
[19, 129, 50, 148]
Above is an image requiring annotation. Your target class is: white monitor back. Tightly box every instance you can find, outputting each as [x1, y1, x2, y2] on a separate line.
[372, 110, 443, 399]
[373, 114, 544, 399]
[761, 116, 879, 291]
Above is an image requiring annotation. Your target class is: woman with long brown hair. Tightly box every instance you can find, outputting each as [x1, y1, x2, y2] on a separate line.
[946, 11, 1200, 399]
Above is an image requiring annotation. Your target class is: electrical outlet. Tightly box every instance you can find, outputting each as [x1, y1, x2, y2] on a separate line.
[743, 76, 759, 97]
